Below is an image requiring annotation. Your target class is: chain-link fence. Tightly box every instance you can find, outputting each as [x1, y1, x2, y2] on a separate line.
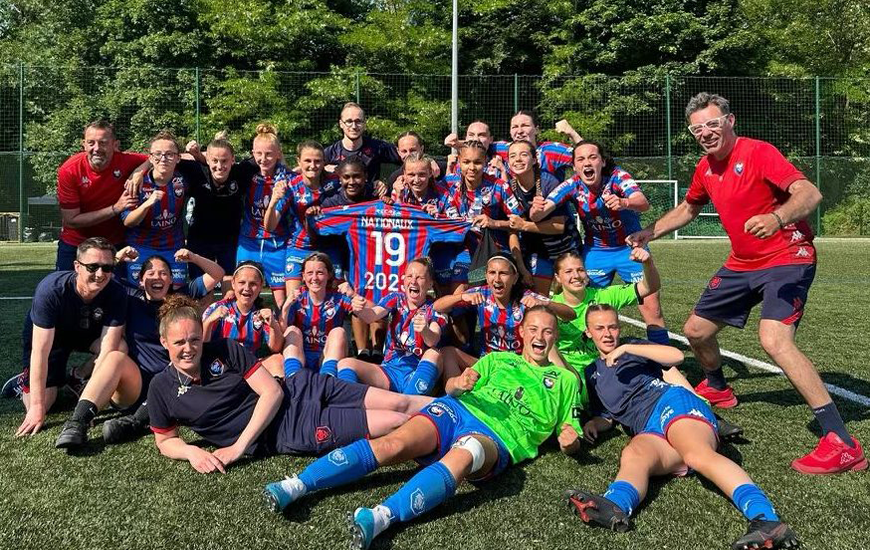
[1, 65, 868, 241]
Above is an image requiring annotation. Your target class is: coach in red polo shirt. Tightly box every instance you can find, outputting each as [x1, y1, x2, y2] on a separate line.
[628, 92, 864, 475]
[55, 120, 147, 270]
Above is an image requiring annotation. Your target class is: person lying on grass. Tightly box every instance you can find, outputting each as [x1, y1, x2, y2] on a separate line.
[565, 304, 798, 550]
[263, 305, 584, 550]
[148, 295, 431, 473]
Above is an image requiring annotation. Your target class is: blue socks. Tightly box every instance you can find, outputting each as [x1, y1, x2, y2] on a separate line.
[705, 368, 728, 391]
[403, 360, 439, 395]
[320, 359, 338, 377]
[646, 326, 670, 345]
[298, 439, 379, 492]
[732, 484, 779, 521]
[603, 480, 640, 517]
[383, 461, 457, 523]
[812, 403, 854, 447]
[337, 368, 359, 384]
[284, 357, 303, 378]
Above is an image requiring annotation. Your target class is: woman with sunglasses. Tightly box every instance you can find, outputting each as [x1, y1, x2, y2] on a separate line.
[119, 130, 190, 289]
[12, 238, 127, 442]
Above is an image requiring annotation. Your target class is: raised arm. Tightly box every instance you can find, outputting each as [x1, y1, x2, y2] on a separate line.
[122, 189, 164, 227]
[175, 249, 225, 291]
[631, 248, 661, 299]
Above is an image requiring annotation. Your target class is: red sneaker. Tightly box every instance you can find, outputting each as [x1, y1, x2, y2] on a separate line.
[791, 432, 868, 474]
[693, 379, 738, 408]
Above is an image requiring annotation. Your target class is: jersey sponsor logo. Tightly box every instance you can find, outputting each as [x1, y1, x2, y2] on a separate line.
[152, 209, 177, 229]
[209, 359, 225, 376]
[734, 162, 744, 175]
[708, 276, 722, 289]
[328, 448, 348, 466]
[314, 425, 332, 444]
[659, 405, 675, 426]
[590, 215, 622, 232]
[410, 488, 426, 515]
[113, 169, 122, 178]
[250, 195, 270, 220]
[172, 177, 185, 197]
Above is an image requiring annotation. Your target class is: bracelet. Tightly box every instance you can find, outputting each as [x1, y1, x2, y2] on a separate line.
[770, 211, 784, 229]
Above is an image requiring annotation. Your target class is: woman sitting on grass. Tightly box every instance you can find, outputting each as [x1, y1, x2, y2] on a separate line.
[147, 295, 432, 472]
[565, 304, 798, 550]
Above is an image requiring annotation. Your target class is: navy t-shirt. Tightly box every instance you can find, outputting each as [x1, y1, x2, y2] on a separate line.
[324, 137, 401, 183]
[124, 278, 208, 374]
[584, 342, 671, 435]
[177, 159, 257, 242]
[28, 271, 127, 345]
[511, 171, 579, 258]
[148, 339, 263, 451]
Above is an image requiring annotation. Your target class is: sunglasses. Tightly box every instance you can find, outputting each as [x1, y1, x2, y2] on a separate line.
[77, 261, 115, 274]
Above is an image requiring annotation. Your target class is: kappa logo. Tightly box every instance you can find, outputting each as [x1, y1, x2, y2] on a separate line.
[841, 452, 855, 465]
[734, 162, 744, 175]
[314, 425, 332, 444]
[328, 448, 348, 466]
[790, 229, 805, 242]
[410, 488, 426, 515]
[708, 276, 722, 290]
[209, 359, 225, 376]
[688, 408, 705, 418]
[796, 246, 810, 258]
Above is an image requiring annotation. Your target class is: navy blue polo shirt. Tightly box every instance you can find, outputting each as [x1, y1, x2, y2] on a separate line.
[177, 159, 257, 243]
[124, 278, 208, 374]
[324, 137, 401, 183]
[584, 341, 671, 435]
[148, 340, 263, 451]
[27, 271, 127, 345]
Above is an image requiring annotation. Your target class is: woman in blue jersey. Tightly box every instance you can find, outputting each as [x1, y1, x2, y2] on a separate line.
[434, 254, 574, 378]
[504, 139, 580, 295]
[120, 131, 189, 289]
[282, 253, 355, 378]
[235, 123, 293, 309]
[565, 304, 797, 550]
[202, 262, 285, 376]
[530, 140, 669, 346]
[79, 246, 226, 445]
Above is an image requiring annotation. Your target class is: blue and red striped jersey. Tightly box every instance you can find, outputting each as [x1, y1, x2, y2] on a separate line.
[492, 140, 573, 181]
[455, 287, 547, 355]
[394, 180, 447, 209]
[240, 163, 292, 241]
[284, 289, 354, 354]
[438, 172, 523, 250]
[547, 167, 643, 249]
[377, 292, 448, 362]
[273, 175, 317, 249]
[312, 202, 471, 302]
[120, 170, 187, 250]
[202, 298, 272, 353]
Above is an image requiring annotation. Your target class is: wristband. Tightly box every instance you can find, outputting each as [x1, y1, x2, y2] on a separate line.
[770, 211, 784, 229]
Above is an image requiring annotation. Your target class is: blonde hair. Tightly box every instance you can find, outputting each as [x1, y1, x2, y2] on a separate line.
[253, 123, 282, 149]
[208, 130, 234, 154]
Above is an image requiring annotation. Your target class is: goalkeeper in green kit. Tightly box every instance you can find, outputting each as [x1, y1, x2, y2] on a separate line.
[263, 305, 584, 549]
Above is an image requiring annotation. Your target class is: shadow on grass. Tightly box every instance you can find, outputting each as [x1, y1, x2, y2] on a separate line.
[0, 268, 54, 297]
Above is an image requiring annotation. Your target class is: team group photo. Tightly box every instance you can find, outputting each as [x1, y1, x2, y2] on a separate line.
[1, 1, 868, 549]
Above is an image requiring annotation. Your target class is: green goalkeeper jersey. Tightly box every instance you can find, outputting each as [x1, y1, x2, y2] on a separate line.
[458, 351, 584, 464]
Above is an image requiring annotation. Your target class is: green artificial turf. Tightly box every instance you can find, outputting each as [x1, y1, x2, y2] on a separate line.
[0, 241, 867, 550]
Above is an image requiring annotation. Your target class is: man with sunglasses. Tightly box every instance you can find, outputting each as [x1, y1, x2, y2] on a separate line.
[13, 237, 128, 440]
[324, 102, 401, 187]
[56, 121, 148, 270]
[627, 92, 864, 475]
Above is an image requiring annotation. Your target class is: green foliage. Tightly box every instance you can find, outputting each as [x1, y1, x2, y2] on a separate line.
[822, 196, 870, 236]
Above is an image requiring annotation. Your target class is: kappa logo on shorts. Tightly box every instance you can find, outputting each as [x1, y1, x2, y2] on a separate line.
[209, 359, 225, 376]
[328, 448, 348, 466]
[410, 488, 426, 515]
[708, 276, 722, 290]
[314, 425, 332, 444]
[689, 408, 705, 418]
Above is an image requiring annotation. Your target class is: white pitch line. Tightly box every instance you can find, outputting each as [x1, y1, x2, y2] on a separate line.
[619, 315, 870, 407]
[0, 296, 33, 300]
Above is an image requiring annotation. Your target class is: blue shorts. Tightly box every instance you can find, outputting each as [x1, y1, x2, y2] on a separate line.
[379, 354, 420, 393]
[128, 245, 188, 287]
[415, 396, 511, 480]
[694, 264, 815, 329]
[285, 246, 312, 281]
[641, 386, 718, 439]
[432, 244, 469, 286]
[304, 350, 322, 371]
[582, 245, 645, 288]
[525, 252, 554, 280]
[236, 236, 287, 289]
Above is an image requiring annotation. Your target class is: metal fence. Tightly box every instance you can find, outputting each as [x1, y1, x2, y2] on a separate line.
[1, 65, 869, 241]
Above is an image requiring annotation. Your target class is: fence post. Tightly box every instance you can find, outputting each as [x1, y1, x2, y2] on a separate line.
[665, 74, 673, 182]
[18, 62, 25, 243]
[814, 76, 822, 234]
[513, 73, 519, 113]
[354, 70, 360, 104]
[194, 67, 201, 144]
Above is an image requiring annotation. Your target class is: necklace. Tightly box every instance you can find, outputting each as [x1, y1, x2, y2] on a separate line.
[175, 367, 196, 397]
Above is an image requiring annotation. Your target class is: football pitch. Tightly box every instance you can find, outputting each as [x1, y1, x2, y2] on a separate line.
[0, 240, 868, 550]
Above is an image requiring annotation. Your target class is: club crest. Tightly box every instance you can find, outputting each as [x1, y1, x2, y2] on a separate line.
[209, 359, 225, 376]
